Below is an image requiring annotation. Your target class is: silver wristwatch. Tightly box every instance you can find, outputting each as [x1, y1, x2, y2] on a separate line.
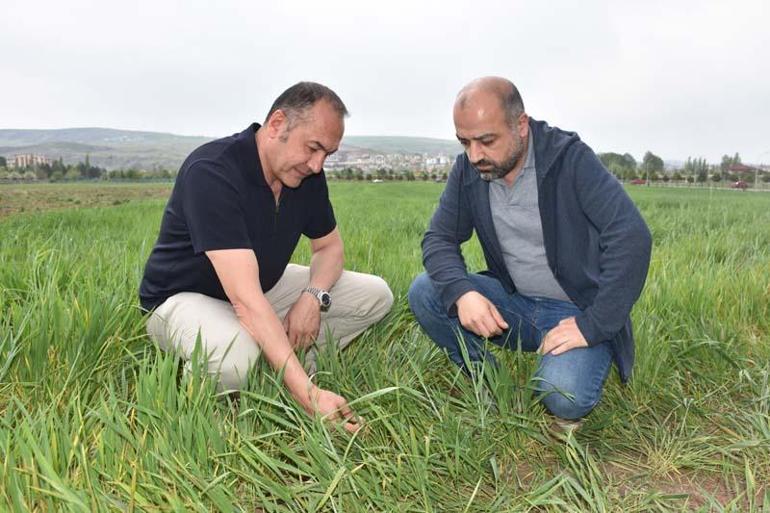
[303, 287, 332, 312]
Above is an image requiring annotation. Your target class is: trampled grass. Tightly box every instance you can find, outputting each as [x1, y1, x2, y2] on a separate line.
[0, 182, 768, 511]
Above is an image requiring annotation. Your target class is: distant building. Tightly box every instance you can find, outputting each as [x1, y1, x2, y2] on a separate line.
[727, 164, 756, 174]
[7, 154, 52, 168]
[426, 155, 451, 169]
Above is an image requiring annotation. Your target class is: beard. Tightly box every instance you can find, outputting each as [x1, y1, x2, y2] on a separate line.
[475, 137, 525, 181]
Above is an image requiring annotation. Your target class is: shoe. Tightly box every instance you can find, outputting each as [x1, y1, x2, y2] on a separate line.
[549, 416, 584, 435]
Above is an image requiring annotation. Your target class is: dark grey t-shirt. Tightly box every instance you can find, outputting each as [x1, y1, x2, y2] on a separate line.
[489, 133, 571, 302]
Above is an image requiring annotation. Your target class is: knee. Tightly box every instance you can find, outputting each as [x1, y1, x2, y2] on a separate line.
[375, 276, 394, 316]
[215, 352, 257, 392]
[362, 275, 393, 321]
[408, 273, 439, 319]
[536, 380, 599, 420]
[201, 334, 260, 393]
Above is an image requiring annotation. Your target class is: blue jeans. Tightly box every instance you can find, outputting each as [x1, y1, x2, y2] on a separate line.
[408, 272, 613, 420]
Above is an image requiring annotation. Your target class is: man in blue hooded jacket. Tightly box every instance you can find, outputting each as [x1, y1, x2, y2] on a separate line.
[408, 77, 652, 427]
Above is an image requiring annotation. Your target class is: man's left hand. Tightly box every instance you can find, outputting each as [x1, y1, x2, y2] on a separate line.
[283, 292, 321, 350]
[540, 317, 588, 356]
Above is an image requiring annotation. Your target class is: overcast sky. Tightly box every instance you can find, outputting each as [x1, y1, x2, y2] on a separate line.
[2, 0, 768, 162]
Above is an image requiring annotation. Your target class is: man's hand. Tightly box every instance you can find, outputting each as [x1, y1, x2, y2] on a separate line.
[283, 292, 321, 350]
[456, 291, 509, 338]
[540, 317, 588, 355]
[304, 385, 362, 433]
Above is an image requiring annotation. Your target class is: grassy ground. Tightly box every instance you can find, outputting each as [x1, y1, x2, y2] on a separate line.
[0, 182, 768, 511]
[0, 182, 173, 219]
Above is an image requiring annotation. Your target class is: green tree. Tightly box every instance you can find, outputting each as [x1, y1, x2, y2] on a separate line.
[720, 154, 731, 173]
[125, 168, 142, 180]
[622, 153, 637, 170]
[50, 158, 66, 179]
[697, 166, 708, 183]
[642, 151, 664, 183]
[598, 152, 637, 180]
[0, 156, 6, 168]
[720, 153, 741, 173]
[64, 168, 80, 180]
[684, 157, 709, 183]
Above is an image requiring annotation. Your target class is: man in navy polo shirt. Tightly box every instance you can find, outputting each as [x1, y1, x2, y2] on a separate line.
[408, 77, 651, 431]
[140, 82, 393, 432]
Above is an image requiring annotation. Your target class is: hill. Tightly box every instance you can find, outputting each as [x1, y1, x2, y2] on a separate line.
[0, 128, 460, 170]
[342, 136, 460, 155]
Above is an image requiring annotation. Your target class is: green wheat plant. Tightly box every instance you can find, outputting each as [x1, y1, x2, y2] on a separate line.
[0, 183, 768, 511]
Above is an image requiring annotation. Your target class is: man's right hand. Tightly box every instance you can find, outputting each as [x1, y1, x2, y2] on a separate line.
[301, 385, 362, 434]
[456, 291, 509, 338]
[206, 249, 361, 434]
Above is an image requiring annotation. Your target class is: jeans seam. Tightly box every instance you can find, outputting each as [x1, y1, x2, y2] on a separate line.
[585, 348, 613, 410]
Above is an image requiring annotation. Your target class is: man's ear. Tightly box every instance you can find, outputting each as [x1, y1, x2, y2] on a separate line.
[265, 109, 287, 138]
[517, 113, 529, 138]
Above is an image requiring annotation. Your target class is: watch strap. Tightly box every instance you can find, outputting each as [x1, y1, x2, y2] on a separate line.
[303, 286, 326, 298]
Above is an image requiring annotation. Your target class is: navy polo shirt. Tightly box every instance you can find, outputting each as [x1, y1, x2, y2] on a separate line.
[139, 123, 336, 311]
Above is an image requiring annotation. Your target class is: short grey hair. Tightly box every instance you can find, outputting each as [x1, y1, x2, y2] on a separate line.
[265, 81, 348, 130]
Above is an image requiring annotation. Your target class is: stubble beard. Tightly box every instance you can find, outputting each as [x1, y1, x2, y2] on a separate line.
[477, 137, 525, 182]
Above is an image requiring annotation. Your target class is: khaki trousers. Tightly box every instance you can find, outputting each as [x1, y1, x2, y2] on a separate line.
[146, 264, 393, 391]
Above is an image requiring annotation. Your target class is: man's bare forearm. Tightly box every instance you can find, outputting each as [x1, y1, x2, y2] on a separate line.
[307, 242, 343, 291]
[232, 296, 315, 408]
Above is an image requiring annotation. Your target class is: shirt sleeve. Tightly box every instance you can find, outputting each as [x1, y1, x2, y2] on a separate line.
[181, 160, 252, 254]
[302, 172, 337, 239]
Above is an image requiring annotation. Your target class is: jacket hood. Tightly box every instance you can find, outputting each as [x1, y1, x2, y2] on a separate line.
[529, 118, 581, 183]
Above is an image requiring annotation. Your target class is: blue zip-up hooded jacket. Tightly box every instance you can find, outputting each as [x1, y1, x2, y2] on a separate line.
[421, 118, 652, 382]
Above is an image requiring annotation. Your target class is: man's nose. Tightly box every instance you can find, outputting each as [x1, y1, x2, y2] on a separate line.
[467, 141, 484, 164]
[308, 152, 325, 173]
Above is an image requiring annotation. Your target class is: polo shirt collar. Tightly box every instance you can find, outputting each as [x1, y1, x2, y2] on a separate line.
[523, 130, 535, 171]
[239, 122, 271, 189]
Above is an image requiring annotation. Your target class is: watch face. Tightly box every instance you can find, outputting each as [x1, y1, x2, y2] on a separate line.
[320, 292, 332, 308]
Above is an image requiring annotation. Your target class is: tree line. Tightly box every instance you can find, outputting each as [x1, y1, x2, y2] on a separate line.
[1, 151, 766, 185]
[327, 167, 448, 182]
[0, 155, 175, 182]
[598, 151, 767, 184]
